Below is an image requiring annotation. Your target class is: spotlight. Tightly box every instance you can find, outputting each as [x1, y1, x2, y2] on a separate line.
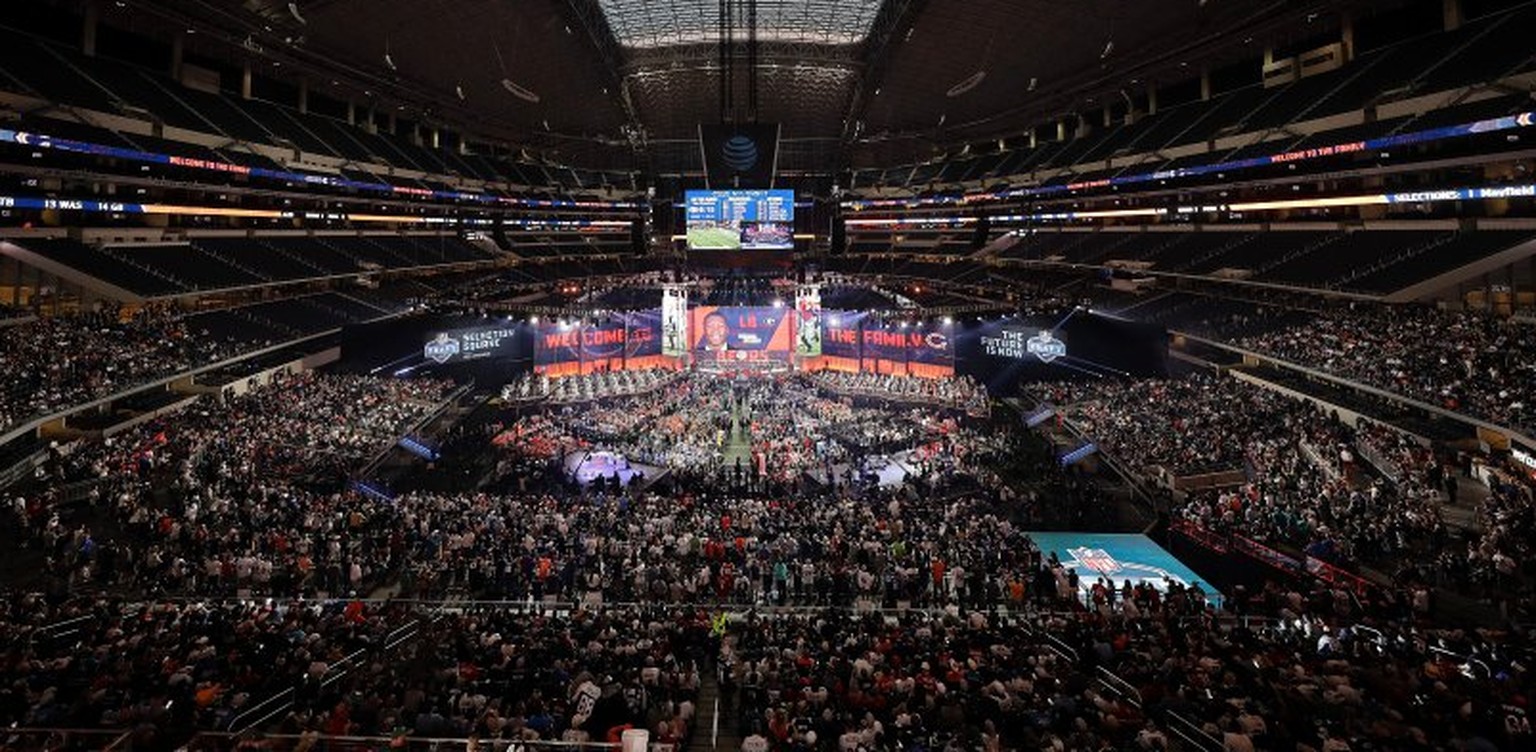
[529, 315, 539, 324]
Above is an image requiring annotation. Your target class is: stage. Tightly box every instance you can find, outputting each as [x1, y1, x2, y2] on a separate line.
[562, 450, 664, 489]
[807, 449, 924, 489]
[1027, 532, 1222, 607]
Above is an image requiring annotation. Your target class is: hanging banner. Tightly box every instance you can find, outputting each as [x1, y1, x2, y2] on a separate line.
[794, 285, 822, 356]
[662, 285, 688, 357]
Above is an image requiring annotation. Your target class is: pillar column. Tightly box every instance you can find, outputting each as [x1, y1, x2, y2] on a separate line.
[1444, 0, 1463, 31]
[170, 31, 185, 80]
[1340, 12, 1356, 62]
[82, 0, 101, 57]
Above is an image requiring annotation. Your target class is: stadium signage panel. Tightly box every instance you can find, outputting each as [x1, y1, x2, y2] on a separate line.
[1514, 447, 1536, 474]
[423, 326, 518, 364]
[980, 327, 1065, 363]
[841, 110, 1536, 211]
[0, 129, 638, 209]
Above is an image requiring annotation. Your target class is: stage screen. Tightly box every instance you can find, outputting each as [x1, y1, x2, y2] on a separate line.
[534, 311, 667, 375]
[956, 309, 1168, 396]
[689, 306, 793, 364]
[811, 312, 954, 378]
[685, 189, 794, 250]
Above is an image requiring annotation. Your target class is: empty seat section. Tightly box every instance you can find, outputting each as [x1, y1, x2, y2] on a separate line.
[107, 244, 264, 289]
[13, 238, 185, 296]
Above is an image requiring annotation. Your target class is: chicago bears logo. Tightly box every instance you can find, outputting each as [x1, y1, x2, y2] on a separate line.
[1027, 330, 1066, 363]
[423, 333, 460, 364]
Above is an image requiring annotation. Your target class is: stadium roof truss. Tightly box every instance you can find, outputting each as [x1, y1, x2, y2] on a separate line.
[594, 0, 889, 48]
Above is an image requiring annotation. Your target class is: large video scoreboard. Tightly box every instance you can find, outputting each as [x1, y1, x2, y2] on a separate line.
[684, 189, 795, 250]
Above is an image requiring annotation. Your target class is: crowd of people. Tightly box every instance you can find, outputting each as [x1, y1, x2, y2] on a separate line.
[1041, 371, 1536, 608]
[1039, 375, 1290, 477]
[0, 306, 261, 432]
[4, 551, 1533, 751]
[491, 373, 994, 490]
[2, 301, 1535, 751]
[809, 371, 990, 416]
[7, 371, 453, 596]
[501, 368, 680, 404]
[1234, 306, 1536, 435]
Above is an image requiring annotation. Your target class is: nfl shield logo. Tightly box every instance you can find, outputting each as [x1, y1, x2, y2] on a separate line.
[1070, 547, 1122, 575]
[424, 333, 460, 364]
[1027, 330, 1066, 363]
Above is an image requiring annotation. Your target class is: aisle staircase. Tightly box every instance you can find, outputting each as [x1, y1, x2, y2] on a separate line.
[687, 669, 738, 752]
[722, 397, 753, 467]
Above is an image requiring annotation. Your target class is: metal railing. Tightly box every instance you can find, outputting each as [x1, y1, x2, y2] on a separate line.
[0, 728, 132, 751]
[27, 613, 93, 646]
[226, 610, 441, 734]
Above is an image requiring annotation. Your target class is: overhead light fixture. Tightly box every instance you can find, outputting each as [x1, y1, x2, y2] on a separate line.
[946, 70, 987, 98]
[455, 83, 466, 101]
[384, 52, 396, 71]
[1027, 77, 1038, 92]
[501, 78, 541, 103]
[288, 2, 306, 25]
[1100, 41, 1114, 59]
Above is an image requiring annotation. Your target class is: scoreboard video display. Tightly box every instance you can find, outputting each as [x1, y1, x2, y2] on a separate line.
[685, 189, 795, 250]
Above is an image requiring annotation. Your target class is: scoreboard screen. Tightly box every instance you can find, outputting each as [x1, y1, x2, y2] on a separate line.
[684, 189, 794, 250]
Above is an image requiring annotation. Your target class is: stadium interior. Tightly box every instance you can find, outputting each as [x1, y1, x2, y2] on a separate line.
[2, 0, 1536, 750]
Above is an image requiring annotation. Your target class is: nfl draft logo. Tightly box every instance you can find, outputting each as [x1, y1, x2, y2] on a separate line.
[1027, 330, 1066, 363]
[423, 333, 460, 364]
[1069, 547, 1123, 575]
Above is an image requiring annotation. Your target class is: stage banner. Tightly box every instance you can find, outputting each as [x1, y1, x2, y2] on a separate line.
[821, 310, 864, 359]
[794, 285, 822, 356]
[625, 310, 663, 358]
[662, 286, 688, 357]
[579, 319, 631, 363]
[689, 306, 793, 363]
[906, 324, 955, 378]
[534, 322, 583, 372]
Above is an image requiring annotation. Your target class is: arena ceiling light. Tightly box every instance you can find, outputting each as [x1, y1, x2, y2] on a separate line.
[946, 71, 987, 98]
[501, 79, 541, 104]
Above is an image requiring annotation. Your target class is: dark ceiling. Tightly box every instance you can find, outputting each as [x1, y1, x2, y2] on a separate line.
[63, 0, 1397, 172]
